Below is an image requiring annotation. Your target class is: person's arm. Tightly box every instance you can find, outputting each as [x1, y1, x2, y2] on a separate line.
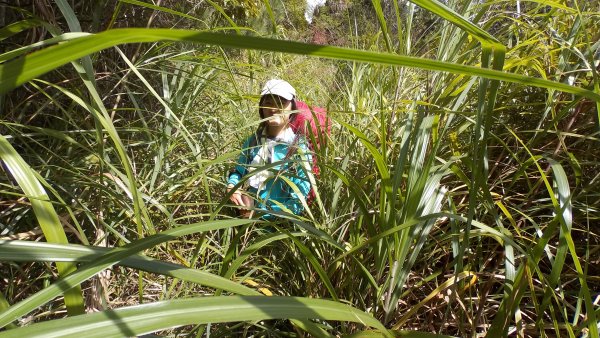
[227, 137, 253, 206]
[283, 141, 313, 214]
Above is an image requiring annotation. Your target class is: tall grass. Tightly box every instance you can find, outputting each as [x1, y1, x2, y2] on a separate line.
[1, 0, 599, 337]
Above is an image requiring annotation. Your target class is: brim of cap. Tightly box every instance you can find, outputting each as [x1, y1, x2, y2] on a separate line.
[260, 90, 294, 101]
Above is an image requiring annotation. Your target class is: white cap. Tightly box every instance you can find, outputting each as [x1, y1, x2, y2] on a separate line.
[260, 79, 296, 100]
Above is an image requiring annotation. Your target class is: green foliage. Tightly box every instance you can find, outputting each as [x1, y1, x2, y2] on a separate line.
[0, 0, 599, 337]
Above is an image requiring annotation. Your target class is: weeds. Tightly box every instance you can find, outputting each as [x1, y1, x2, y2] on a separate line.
[1, 0, 598, 337]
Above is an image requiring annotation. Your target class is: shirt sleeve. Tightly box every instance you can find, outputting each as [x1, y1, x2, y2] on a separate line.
[284, 139, 313, 214]
[227, 136, 253, 186]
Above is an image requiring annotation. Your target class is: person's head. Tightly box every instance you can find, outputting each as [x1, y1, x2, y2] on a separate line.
[259, 79, 297, 130]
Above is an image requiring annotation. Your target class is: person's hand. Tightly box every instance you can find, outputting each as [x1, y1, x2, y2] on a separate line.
[227, 184, 245, 206]
[228, 184, 254, 218]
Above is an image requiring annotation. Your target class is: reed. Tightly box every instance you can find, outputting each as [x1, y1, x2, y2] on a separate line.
[1, 0, 598, 336]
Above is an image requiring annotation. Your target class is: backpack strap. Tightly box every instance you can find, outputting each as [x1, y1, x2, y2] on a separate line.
[228, 125, 264, 181]
[248, 124, 264, 149]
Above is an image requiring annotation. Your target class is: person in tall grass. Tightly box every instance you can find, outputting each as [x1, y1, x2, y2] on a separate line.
[226, 79, 312, 219]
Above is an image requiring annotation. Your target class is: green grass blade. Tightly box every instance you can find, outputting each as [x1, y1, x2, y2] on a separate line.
[261, 0, 277, 34]
[0, 19, 47, 41]
[549, 163, 598, 337]
[338, 120, 390, 183]
[488, 128, 598, 337]
[409, 0, 502, 47]
[391, 271, 475, 329]
[118, 0, 205, 23]
[348, 331, 456, 338]
[0, 297, 390, 338]
[0, 293, 16, 330]
[537, 159, 573, 313]
[205, 0, 242, 33]
[34, 79, 155, 236]
[0, 29, 598, 101]
[56, 0, 154, 237]
[333, 213, 522, 266]
[0, 135, 85, 316]
[114, 46, 200, 170]
[0, 240, 260, 296]
[222, 232, 308, 281]
[0, 219, 253, 328]
[0, 33, 90, 64]
[371, 0, 393, 52]
[286, 232, 339, 302]
[387, 181, 448, 315]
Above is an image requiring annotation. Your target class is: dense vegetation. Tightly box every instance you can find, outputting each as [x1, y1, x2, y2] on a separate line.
[1, 0, 599, 337]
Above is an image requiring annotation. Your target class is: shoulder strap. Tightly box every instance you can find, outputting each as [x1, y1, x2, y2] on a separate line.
[284, 134, 300, 160]
[229, 126, 263, 180]
[248, 124, 264, 149]
[245, 124, 266, 164]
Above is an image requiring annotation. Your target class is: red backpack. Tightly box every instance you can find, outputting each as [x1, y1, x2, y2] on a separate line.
[289, 100, 331, 201]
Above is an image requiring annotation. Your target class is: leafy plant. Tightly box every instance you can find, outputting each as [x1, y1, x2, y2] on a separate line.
[1, 0, 598, 337]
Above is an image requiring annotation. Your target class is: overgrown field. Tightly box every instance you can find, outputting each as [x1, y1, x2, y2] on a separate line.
[1, 0, 599, 337]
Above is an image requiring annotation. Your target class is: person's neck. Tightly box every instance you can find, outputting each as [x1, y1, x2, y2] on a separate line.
[266, 124, 288, 138]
